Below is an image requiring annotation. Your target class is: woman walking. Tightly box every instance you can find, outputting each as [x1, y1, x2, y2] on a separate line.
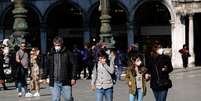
[125, 54, 150, 101]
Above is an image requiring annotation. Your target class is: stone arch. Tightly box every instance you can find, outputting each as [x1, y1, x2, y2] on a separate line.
[25, 3, 43, 23]
[0, 3, 42, 40]
[0, 3, 42, 27]
[130, 0, 175, 23]
[88, 1, 129, 21]
[43, 0, 86, 49]
[43, 0, 86, 24]
[88, 0, 129, 49]
[0, 4, 13, 28]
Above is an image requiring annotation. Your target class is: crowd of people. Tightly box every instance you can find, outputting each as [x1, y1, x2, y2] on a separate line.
[0, 36, 190, 101]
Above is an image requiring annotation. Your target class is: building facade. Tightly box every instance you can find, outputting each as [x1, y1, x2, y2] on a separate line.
[0, 0, 201, 67]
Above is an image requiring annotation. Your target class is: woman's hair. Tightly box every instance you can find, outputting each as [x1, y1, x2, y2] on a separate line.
[98, 49, 108, 58]
[150, 43, 162, 57]
[128, 54, 144, 75]
[130, 54, 141, 62]
[128, 54, 142, 66]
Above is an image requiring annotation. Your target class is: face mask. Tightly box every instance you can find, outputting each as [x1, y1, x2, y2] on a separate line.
[157, 48, 164, 55]
[135, 60, 142, 66]
[55, 46, 61, 51]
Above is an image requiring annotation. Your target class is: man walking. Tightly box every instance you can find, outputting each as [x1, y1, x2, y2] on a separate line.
[43, 36, 77, 101]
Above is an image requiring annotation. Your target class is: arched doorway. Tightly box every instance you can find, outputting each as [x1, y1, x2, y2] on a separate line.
[194, 13, 201, 66]
[111, 2, 128, 50]
[135, 1, 171, 52]
[45, 2, 84, 50]
[89, 2, 127, 50]
[2, 4, 41, 48]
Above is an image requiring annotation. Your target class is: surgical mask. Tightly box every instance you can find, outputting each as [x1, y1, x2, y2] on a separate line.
[55, 46, 61, 51]
[135, 60, 142, 66]
[157, 48, 164, 55]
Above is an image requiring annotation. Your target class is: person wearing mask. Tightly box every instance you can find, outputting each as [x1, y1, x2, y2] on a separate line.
[91, 49, 115, 101]
[30, 47, 40, 97]
[146, 44, 173, 101]
[42, 36, 77, 101]
[125, 54, 150, 101]
[15, 42, 32, 97]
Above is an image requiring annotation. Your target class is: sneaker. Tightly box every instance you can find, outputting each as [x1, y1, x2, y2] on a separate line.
[18, 92, 22, 97]
[25, 92, 33, 97]
[33, 92, 40, 97]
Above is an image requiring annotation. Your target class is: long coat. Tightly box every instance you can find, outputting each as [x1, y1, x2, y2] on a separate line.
[147, 54, 173, 90]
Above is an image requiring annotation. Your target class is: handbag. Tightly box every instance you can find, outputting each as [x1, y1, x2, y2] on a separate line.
[154, 65, 172, 88]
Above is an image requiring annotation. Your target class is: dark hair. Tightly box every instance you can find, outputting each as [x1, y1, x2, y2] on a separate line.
[183, 44, 187, 48]
[53, 36, 63, 45]
[98, 49, 108, 58]
[130, 54, 141, 62]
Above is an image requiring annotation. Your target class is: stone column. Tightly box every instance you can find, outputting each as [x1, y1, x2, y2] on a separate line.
[99, 0, 115, 48]
[83, 21, 90, 44]
[0, 26, 3, 40]
[40, 22, 47, 77]
[40, 23, 47, 54]
[127, 22, 134, 48]
[171, 14, 186, 68]
[11, 0, 28, 47]
[188, 14, 195, 66]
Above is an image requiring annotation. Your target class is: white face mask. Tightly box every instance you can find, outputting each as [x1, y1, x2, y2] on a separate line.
[55, 46, 61, 51]
[157, 48, 164, 55]
[135, 60, 142, 66]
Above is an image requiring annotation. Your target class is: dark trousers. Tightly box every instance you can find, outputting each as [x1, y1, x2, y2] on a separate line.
[152, 89, 168, 101]
[182, 56, 188, 68]
[16, 67, 28, 93]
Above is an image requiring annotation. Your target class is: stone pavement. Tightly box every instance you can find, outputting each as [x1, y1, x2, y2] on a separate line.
[0, 66, 201, 101]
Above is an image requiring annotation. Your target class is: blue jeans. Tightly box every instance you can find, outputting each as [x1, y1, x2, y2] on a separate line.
[152, 89, 168, 101]
[96, 87, 113, 101]
[16, 68, 28, 93]
[50, 81, 73, 101]
[129, 88, 143, 101]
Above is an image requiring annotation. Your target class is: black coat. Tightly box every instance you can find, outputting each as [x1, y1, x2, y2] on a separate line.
[147, 54, 173, 90]
[44, 47, 77, 87]
[0, 54, 5, 80]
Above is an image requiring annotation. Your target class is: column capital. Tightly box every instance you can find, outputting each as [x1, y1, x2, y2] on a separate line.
[188, 14, 194, 20]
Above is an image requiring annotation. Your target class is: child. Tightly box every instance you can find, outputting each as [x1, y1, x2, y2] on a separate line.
[91, 49, 115, 101]
[125, 54, 150, 101]
[30, 47, 40, 97]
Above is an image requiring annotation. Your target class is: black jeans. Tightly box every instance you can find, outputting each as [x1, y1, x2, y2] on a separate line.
[182, 56, 188, 68]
